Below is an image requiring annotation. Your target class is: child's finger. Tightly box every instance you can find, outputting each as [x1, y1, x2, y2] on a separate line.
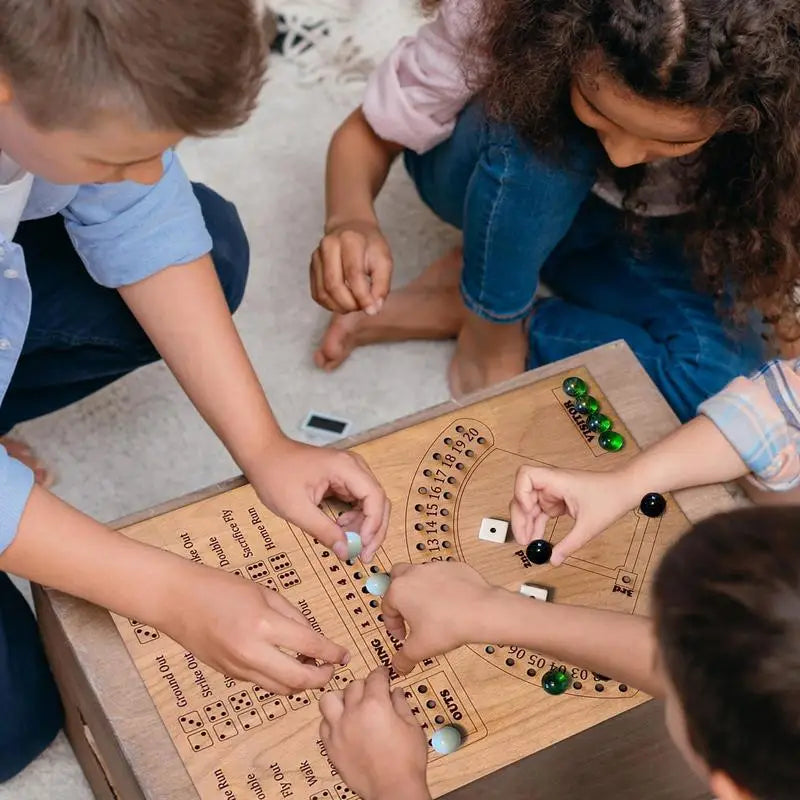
[340, 235, 374, 312]
[531, 508, 550, 542]
[310, 250, 337, 311]
[510, 496, 536, 544]
[339, 464, 388, 547]
[242, 644, 335, 691]
[391, 632, 429, 675]
[365, 246, 393, 306]
[270, 615, 349, 670]
[319, 719, 333, 744]
[391, 687, 417, 724]
[392, 647, 417, 675]
[320, 237, 359, 312]
[342, 453, 389, 562]
[296, 504, 350, 559]
[380, 587, 408, 642]
[319, 690, 345, 724]
[551, 521, 597, 566]
[389, 563, 412, 580]
[364, 667, 392, 701]
[361, 499, 390, 563]
[343, 675, 366, 707]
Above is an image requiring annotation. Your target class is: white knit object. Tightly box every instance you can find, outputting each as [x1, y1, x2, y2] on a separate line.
[263, 0, 424, 99]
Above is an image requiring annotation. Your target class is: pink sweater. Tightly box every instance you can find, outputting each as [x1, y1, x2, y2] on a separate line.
[363, 0, 478, 154]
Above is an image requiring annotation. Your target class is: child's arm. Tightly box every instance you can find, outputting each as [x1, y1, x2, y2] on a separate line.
[312, 0, 479, 316]
[319, 561, 662, 799]
[310, 109, 402, 316]
[511, 415, 748, 565]
[119, 255, 389, 562]
[383, 562, 664, 697]
[319, 668, 431, 800]
[512, 358, 800, 565]
[3, 486, 348, 690]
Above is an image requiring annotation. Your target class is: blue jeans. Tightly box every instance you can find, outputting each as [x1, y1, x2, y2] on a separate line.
[0, 183, 249, 781]
[405, 101, 765, 422]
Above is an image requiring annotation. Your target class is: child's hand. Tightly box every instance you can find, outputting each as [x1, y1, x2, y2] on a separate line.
[310, 220, 393, 316]
[510, 465, 636, 565]
[162, 564, 349, 693]
[249, 437, 390, 563]
[382, 562, 498, 674]
[319, 669, 430, 800]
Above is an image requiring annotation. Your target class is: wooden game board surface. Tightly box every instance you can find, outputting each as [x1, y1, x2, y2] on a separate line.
[107, 350, 727, 800]
[36, 342, 732, 800]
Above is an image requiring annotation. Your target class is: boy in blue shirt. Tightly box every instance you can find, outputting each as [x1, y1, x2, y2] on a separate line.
[0, 0, 388, 780]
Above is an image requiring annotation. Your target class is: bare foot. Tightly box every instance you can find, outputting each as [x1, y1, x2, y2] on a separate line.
[0, 437, 53, 487]
[448, 313, 528, 399]
[314, 311, 364, 371]
[314, 247, 465, 371]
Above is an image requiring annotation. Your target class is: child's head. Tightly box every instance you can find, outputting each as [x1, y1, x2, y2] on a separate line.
[0, 0, 266, 185]
[653, 507, 800, 800]
[473, 0, 800, 341]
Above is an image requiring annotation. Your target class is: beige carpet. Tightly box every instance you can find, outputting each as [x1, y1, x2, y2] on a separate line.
[2, 2, 458, 797]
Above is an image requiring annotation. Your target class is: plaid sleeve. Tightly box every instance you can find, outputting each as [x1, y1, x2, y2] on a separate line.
[698, 359, 800, 491]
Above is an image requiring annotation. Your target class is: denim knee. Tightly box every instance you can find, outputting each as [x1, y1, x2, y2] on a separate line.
[0, 577, 63, 782]
[192, 183, 250, 314]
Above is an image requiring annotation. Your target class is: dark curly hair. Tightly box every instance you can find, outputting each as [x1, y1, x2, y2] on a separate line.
[423, 0, 800, 341]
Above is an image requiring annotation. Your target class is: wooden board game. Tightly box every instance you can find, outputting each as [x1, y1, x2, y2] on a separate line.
[110, 363, 694, 800]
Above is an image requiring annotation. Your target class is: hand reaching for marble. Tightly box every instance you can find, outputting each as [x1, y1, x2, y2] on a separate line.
[382, 562, 498, 674]
[509, 465, 634, 566]
[163, 563, 350, 694]
[319, 669, 430, 800]
[249, 436, 390, 563]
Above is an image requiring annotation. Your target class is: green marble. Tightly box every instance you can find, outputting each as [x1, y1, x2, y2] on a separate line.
[562, 376, 588, 398]
[599, 430, 625, 452]
[574, 395, 599, 415]
[542, 668, 571, 696]
[587, 412, 612, 433]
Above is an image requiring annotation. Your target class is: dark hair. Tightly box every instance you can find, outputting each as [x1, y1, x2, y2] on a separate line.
[654, 507, 800, 800]
[424, 0, 800, 341]
[0, 0, 267, 135]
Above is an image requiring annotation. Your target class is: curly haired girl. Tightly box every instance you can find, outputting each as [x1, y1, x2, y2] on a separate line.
[309, 0, 800, 421]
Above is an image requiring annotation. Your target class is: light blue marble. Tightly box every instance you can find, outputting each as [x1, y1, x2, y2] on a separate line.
[431, 726, 462, 755]
[365, 572, 391, 597]
[344, 531, 363, 561]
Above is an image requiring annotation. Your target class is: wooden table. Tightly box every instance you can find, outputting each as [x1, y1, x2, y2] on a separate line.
[34, 341, 725, 800]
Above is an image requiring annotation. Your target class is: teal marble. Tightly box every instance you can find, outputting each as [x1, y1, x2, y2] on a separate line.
[365, 573, 391, 597]
[431, 726, 462, 755]
[345, 531, 363, 561]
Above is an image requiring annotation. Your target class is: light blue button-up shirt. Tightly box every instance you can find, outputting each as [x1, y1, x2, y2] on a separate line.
[0, 150, 212, 552]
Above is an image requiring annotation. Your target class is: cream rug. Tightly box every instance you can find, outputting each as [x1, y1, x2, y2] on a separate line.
[2, 2, 458, 797]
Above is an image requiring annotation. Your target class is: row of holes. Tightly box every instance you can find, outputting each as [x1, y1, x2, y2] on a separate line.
[452, 426, 488, 445]
[482, 647, 629, 692]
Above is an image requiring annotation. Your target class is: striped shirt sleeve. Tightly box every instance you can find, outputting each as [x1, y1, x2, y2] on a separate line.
[698, 359, 800, 491]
